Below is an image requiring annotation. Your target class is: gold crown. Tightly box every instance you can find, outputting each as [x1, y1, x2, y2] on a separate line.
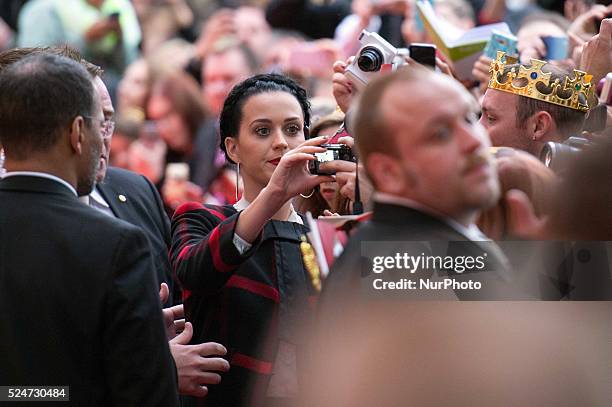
[488, 51, 593, 113]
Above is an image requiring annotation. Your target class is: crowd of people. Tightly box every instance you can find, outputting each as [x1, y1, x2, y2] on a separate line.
[0, 0, 611, 405]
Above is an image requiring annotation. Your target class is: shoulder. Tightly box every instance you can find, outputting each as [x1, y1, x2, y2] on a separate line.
[61, 201, 149, 255]
[173, 202, 237, 222]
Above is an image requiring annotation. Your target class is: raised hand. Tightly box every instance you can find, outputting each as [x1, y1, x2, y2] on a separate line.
[332, 58, 356, 113]
[267, 136, 335, 202]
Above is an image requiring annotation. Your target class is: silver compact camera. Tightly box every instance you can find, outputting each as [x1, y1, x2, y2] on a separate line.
[308, 144, 357, 175]
[344, 30, 408, 90]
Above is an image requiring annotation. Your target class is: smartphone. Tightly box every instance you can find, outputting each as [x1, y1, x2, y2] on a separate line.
[409, 43, 436, 68]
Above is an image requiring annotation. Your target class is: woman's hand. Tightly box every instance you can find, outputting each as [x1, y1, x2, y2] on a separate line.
[235, 137, 334, 243]
[267, 136, 335, 202]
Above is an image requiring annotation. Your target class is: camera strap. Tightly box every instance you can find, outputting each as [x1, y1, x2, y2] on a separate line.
[353, 155, 363, 215]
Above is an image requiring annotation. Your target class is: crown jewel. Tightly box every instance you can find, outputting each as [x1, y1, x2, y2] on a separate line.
[488, 51, 593, 112]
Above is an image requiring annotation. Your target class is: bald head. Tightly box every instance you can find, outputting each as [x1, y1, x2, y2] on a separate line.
[352, 69, 498, 224]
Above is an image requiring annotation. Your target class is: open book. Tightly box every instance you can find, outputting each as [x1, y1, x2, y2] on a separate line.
[416, 0, 511, 80]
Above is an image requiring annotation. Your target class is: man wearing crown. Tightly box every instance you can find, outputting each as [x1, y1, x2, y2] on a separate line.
[480, 51, 593, 157]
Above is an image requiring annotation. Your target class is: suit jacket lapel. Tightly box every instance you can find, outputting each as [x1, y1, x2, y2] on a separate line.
[96, 177, 129, 220]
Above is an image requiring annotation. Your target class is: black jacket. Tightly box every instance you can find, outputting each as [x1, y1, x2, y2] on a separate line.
[97, 167, 175, 304]
[0, 175, 179, 406]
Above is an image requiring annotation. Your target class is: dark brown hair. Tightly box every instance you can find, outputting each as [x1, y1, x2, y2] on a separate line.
[501, 63, 587, 139]
[0, 46, 103, 78]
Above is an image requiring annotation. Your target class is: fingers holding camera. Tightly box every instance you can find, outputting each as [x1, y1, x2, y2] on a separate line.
[332, 75, 353, 114]
[337, 136, 354, 148]
[317, 160, 373, 205]
[268, 137, 335, 201]
[318, 159, 358, 176]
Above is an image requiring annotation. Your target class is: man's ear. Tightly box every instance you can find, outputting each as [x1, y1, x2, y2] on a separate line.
[366, 152, 410, 195]
[69, 116, 86, 155]
[224, 136, 240, 164]
[531, 111, 555, 141]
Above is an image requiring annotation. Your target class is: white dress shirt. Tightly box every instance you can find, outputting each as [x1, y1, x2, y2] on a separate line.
[2, 171, 77, 196]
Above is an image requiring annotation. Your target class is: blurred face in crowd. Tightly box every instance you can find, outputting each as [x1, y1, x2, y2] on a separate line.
[225, 91, 305, 194]
[202, 48, 252, 117]
[147, 92, 191, 153]
[374, 76, 499, 224]
[480, 89, 534, 153]
[117, 59, 149, 113]
[93, 76, 115, 183]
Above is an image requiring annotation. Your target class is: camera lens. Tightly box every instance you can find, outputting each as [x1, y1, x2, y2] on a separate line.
[540, 141, 580, 170]
[357, 46, 384, 72]
[540, 143, 555, 168]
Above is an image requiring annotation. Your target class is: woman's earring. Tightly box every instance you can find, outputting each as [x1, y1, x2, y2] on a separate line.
[235, 162, 240, 202]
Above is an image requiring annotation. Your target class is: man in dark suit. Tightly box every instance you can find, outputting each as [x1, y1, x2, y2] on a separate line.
[321, 68, 535, 304]
[0, 53, 179, 405]
[75, 51, 229, 397]
[87, 67, 176, 305]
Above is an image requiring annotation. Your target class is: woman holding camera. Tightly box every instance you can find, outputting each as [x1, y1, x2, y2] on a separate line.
[170, 73, 333, 407]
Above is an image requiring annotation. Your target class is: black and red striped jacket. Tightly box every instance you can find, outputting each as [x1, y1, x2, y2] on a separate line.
[170, 202, 315, 407]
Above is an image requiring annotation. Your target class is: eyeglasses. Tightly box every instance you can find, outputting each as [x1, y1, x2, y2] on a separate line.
[100, 118, 115, 139]
[83, 116, 115, 139]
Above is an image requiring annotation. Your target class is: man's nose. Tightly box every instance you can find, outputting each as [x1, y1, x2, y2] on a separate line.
[459, 122, 484, 154]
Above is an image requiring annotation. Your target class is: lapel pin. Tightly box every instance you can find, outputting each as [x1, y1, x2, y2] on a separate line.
[118, 194, 127, 203]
